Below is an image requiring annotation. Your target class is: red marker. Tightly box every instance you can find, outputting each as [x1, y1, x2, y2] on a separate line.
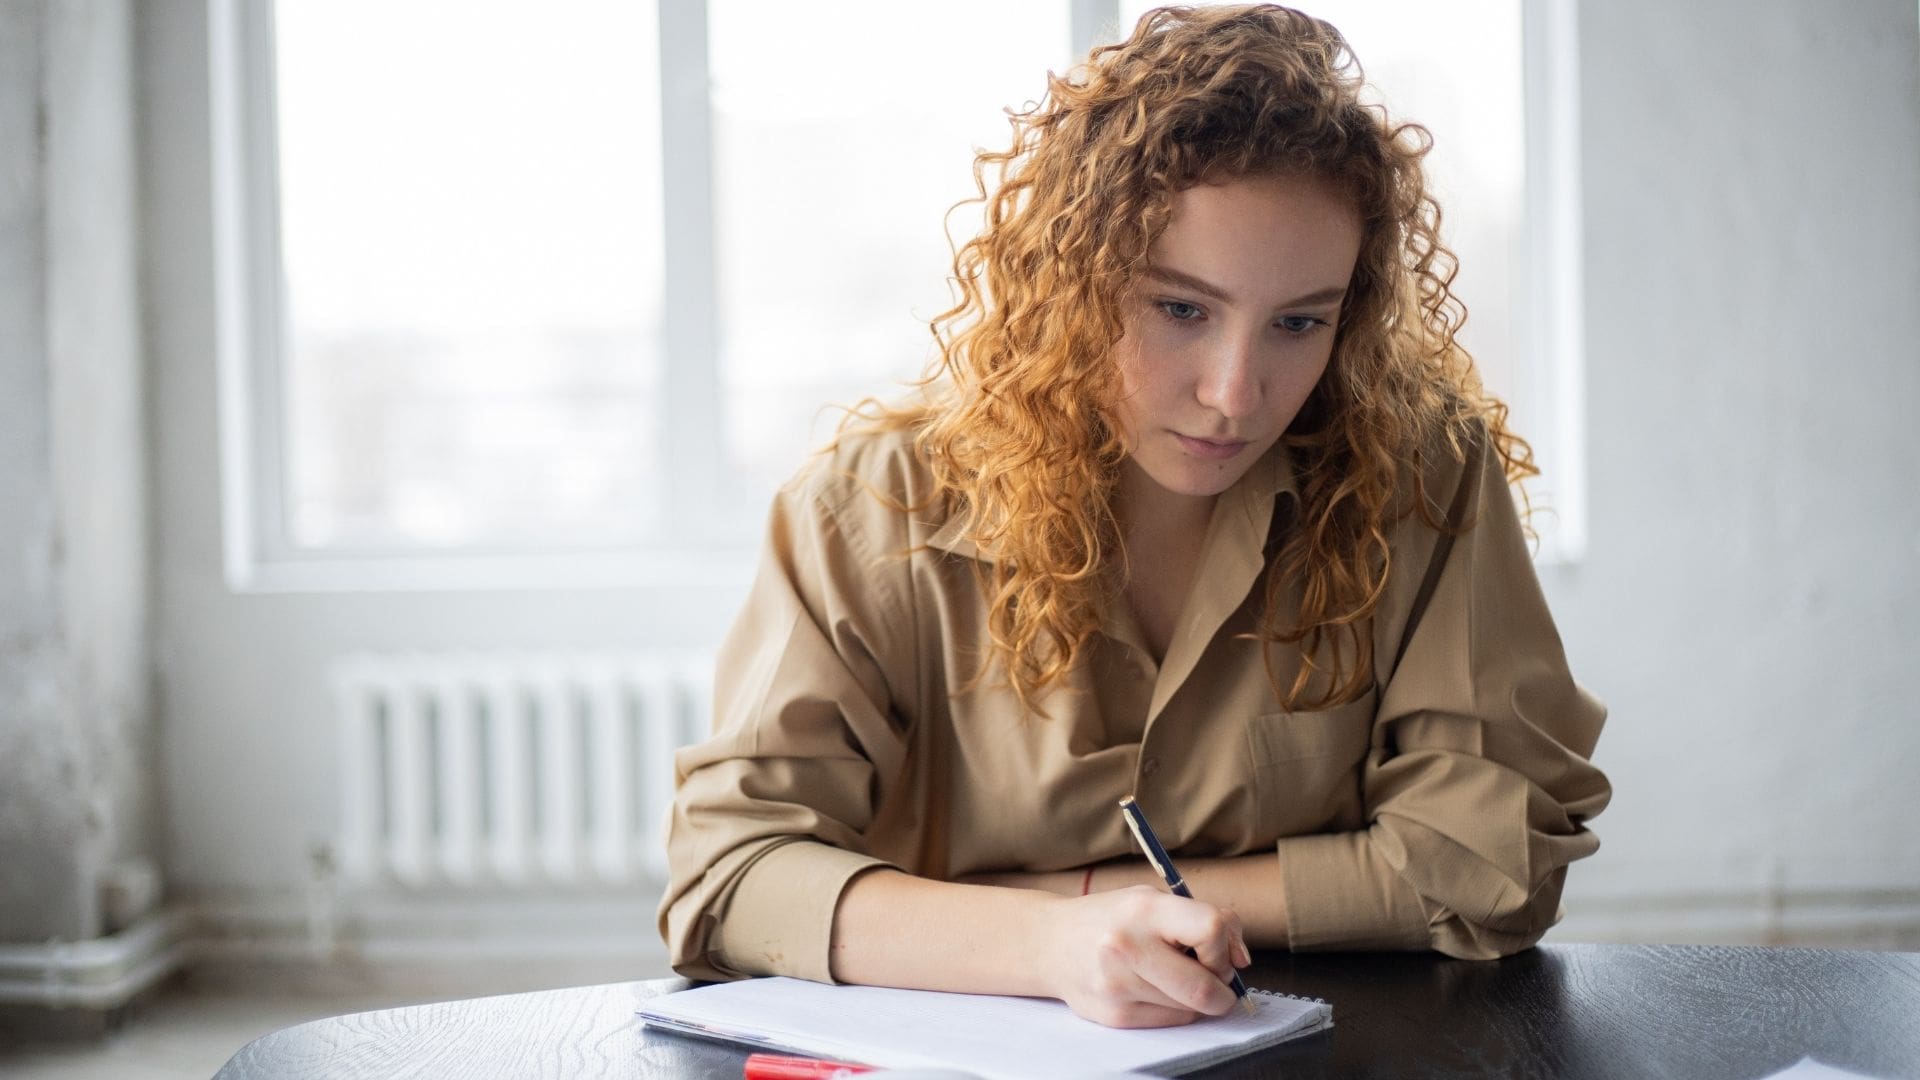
[742, 1053, 875, 1079]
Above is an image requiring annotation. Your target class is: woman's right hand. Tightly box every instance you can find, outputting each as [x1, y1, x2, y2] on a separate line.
[1036, 884, 1250, 1028]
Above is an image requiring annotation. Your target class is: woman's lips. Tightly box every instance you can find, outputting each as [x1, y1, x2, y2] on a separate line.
[1174, 433, 1249, 460]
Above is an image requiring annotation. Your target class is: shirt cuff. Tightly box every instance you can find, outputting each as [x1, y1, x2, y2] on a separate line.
[1276, 830, 1432, 951]
[712, 840, 895, 983]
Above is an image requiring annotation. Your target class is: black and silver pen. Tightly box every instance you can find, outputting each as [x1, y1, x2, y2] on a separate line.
[1118, 795, 1255, 1015]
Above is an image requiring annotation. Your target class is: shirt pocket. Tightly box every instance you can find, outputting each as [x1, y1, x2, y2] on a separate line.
[1243, 690, 1375, 834]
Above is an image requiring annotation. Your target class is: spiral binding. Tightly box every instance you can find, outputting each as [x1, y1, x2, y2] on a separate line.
[1249, 987, 1331, 1006]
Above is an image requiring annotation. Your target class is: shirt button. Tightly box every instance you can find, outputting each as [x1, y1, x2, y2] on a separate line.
[1141, 756, 1161, 778]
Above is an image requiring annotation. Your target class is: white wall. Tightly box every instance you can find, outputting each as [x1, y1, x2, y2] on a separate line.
[136, 0, 1920, 951]
[1544, 0, 1920, 943]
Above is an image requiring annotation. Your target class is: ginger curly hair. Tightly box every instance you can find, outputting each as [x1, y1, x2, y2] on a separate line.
[841, 3, 1534, 713]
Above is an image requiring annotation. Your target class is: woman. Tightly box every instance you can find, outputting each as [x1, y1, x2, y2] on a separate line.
[660, 3, 1610, 1029]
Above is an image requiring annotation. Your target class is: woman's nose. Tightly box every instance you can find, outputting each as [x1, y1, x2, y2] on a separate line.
[1195, 334, 1261, 419]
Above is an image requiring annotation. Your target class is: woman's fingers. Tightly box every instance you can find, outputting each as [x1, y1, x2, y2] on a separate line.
[1184, 906, 1243, 984]
[1042, 885, 1247, 1028]
[1110, 889, 1243, 1017]
[1144, 887, 1236, 1006]
[1134, 943, 1240, 1017]
[1211, 908, 1251, 976]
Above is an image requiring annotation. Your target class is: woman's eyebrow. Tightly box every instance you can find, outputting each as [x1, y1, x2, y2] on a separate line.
[1143, 265, 1347, 308]
[1277, 284, 1349, 307]
[1144, 265, 1234, 301]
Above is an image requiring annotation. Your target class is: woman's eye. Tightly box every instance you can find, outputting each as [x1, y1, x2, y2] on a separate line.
[1277, 315, 1326, 334]
[1156, 300, 1204, 322]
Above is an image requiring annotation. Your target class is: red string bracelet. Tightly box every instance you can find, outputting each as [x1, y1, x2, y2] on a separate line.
[1081, 866, 1096, 896]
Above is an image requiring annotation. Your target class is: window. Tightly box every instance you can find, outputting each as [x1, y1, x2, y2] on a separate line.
[226, 1, 1074, 589]
[222, 0, 1580, 588]
[271, 1, 666, 553]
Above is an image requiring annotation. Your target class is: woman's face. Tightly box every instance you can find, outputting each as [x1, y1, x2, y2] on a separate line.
[1111, 172, 1363, 507]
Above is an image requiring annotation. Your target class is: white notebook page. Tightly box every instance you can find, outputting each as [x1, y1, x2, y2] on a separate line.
[638, 976, 1330, 1079]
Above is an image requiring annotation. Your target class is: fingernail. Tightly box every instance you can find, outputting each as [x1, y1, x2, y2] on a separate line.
[1235, 940, 1251, 967]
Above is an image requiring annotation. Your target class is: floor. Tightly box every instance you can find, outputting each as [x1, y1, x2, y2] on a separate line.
[1, 980, 413, 1079]
[0, 958, 669, 1080]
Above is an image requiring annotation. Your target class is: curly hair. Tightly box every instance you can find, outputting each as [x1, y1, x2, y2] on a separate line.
[840, 3, 1535, 714]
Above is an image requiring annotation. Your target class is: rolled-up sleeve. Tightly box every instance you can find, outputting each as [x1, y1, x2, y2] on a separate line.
[657, 469, 912, 982]
[1278, 429, 1611, 958]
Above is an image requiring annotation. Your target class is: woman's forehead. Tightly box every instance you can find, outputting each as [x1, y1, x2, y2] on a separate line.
[1142, 174, 1364, 297]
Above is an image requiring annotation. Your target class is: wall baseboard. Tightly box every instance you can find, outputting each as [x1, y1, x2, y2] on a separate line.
[187, 887, 672, 989]
[0, 890, 668, 1016]
[0, 910, 194, 1010]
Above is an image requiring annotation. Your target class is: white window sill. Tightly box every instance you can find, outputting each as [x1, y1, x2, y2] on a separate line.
[226, 549, 758, 594]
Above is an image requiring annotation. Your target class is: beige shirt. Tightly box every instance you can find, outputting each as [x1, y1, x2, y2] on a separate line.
[659, 422, 1610, 982]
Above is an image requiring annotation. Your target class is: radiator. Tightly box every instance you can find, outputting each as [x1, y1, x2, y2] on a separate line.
[333, 652, 712, 888]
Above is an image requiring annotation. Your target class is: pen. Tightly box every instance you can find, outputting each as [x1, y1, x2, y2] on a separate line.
[1118, 795, 1255, 1015]
[742, 1053, 875, 1079]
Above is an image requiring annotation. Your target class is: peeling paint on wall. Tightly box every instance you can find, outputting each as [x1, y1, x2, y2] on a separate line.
[0, 0, 155, 946]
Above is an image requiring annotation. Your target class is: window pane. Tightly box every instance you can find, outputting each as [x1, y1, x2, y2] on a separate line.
[274, 1, 664, 551]
[1118, 0, 1526, 409]
[708, 1, 1073, 506]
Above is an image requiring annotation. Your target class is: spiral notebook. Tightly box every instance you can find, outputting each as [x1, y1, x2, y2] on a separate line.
[637, 976, 1331, 1079]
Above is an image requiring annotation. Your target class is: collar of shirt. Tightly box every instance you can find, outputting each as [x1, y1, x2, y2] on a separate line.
[923, 440, 1303, 722]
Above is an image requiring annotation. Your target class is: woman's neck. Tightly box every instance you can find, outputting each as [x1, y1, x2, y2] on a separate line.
[1111, 461, 1216, 662]
[1113, 461, 1217, 565]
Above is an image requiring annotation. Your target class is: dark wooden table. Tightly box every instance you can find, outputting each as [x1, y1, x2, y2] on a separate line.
[215, 944, 1920, 1079]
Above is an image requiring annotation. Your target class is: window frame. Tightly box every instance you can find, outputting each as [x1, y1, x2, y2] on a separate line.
[213, 0, 745, 591]
[1519, 0, 1588, 563]
[210, 0, 1583, 593]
